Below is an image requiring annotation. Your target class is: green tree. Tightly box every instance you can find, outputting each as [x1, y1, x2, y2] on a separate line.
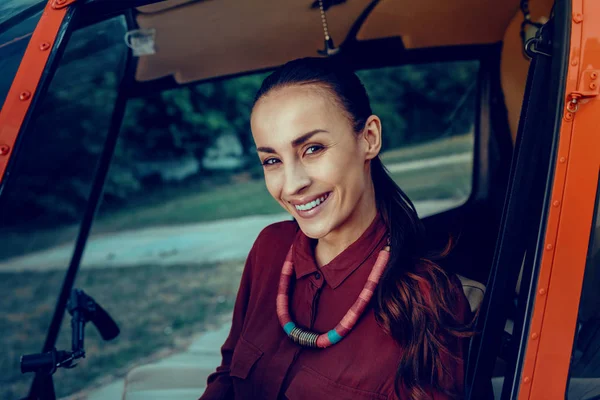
[358, 61, 478, 150]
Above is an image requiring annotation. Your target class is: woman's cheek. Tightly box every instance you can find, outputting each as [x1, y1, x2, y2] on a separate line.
[264, 173, 283, 202]
[316, 159, 343, 183]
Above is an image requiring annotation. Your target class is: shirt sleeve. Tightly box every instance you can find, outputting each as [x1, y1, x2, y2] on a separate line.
[198, 238, 258, 400]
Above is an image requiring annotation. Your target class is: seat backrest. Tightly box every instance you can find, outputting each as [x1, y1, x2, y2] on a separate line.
[458, 274, 486, 313]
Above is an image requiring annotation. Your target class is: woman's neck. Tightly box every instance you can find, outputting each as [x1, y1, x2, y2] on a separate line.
[314, 188, 378, 267]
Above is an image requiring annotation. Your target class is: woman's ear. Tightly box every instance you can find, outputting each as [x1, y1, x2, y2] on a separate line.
[361, 115, 382, 161]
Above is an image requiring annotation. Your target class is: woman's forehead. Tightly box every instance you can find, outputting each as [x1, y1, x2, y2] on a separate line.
[254, 85, 333, 116]
[251, 86, 347, 138]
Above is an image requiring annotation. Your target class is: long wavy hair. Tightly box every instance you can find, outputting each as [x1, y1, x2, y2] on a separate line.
[253, 57, 472, 399]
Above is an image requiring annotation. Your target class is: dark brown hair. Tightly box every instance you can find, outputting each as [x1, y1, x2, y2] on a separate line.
[254, 57, 471, 399]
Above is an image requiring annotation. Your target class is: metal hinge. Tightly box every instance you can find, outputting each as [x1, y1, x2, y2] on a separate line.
[566, 69, 600, 113]
[51, 0, 79, 10]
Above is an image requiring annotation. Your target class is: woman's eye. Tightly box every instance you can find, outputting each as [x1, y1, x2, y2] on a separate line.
[262, 158, 280, 166]
[305, 145, 323, 155]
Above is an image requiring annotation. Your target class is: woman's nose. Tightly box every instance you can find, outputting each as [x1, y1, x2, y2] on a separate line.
[282, 162, 311, 196]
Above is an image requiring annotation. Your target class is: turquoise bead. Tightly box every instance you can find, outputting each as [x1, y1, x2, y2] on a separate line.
[327, 329, 343, 344]
[284, 322, 296, 335]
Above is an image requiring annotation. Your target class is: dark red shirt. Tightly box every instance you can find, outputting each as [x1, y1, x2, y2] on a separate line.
[200, 215, 471, 400]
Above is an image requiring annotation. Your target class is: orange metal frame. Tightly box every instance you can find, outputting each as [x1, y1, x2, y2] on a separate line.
[518, 0, 600, 398]
[0, 0, 73, 184]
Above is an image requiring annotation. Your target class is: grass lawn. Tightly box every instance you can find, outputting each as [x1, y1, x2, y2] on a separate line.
[380, 133, 472, 165]
[392, 157, 473, 201]
[0, 260, 243, 400]
[95, 179, 279, 233]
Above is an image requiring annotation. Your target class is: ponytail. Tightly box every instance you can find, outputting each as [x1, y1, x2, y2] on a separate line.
[372, 157, 471, 399]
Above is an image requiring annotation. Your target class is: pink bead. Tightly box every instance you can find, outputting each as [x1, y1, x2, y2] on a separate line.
[316, 335, 331, 348]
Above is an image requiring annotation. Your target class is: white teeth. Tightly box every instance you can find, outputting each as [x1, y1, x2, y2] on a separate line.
[294, 194, 329, 211]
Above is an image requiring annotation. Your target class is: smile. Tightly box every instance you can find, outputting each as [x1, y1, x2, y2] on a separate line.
[294, 193, 330, 211]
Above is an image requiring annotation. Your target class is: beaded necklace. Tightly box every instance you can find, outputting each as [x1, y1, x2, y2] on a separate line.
[276, 241, 390, 348]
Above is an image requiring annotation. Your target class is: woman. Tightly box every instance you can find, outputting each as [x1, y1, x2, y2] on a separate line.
[200, 57, 472, 400]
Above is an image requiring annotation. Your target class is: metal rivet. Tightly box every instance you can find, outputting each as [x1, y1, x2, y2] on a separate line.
[539, 288, 547, 296]
[532, 333, 539, 340]
[524, 376, 531, 384]
[19, 91, 31, 101]
[591, 82, 597, 90]
[0, 145, 10, 156]
[546, 244, 554, 251]
[39, 42, 51, 51]
[553, 200, 560, 207]
[592, 72, 598, 80]
[565, 112, 573, 121]
[560, 157, 567, 163]
[573, 13, 583, 23]
[572, 58, 579, 66]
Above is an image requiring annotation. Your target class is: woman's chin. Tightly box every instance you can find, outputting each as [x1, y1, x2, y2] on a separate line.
[296, 219, 333, 240]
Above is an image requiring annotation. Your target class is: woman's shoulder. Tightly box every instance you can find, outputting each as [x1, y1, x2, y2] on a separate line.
[244, 220, 299, 282]
[256, 219, 299, 242]
[251, 219, 300, 257]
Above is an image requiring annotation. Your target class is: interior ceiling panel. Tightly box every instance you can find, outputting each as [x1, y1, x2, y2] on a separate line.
[357, 0, 519, 48]
[134, 0, 521, 84]
[137, 0, 199, 14]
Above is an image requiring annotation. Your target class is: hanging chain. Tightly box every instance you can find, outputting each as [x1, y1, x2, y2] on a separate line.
[319, 0, 330, 40]
[319, 0, 331, 41]
[317, 0, 340, 56]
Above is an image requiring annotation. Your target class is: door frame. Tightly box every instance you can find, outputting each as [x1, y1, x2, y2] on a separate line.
[0, 0, 78, 187]
[518, 0, 600, 398]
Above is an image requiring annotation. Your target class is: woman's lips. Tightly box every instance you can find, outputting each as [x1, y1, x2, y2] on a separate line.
[293, 192, 331, 219]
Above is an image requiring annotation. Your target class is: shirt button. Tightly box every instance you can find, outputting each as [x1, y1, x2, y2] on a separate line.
[314, 272, 321, 280]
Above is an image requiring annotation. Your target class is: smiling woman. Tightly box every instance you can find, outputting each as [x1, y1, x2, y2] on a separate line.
[252, 82, 379, 245]
[200, 57, 474, 400]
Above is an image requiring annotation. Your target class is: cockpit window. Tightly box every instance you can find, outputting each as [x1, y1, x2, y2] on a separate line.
[0, 16, 127, 398]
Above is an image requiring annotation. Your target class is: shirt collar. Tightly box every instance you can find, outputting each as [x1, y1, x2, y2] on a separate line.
[292, 214, 388, 289]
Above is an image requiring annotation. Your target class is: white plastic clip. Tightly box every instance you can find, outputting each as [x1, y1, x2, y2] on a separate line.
[124, 28, 156, 57]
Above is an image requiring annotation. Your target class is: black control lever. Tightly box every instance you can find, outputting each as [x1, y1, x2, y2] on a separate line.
[20, 289, 119, 376]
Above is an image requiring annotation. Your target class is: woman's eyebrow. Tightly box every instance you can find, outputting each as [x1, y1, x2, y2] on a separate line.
[256, 146, 277, 154]
[291, 129, 328, 148]
[256, 129, 328, 154]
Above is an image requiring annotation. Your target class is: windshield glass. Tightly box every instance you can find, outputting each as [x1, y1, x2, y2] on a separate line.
[0, 16, 128, 399]
[0, 0, 43, 25]
[0, 4, 43, 109]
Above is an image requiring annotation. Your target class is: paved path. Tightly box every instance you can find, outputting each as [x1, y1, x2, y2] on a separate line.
[81, 322, 232, 400]
[0, 199, 465, 272]
[386, 152, 471, 173]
